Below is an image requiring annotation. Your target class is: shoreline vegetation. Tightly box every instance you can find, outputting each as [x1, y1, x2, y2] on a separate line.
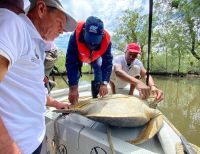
[51, 72, 200, 77]
[51, 66, 200, 78]
[53, 51, 200, 78]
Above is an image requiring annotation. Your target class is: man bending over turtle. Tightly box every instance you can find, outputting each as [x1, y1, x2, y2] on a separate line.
[110, 42, 163, 102]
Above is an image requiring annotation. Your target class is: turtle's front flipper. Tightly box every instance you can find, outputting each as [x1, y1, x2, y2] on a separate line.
[54, 99, 93, 114]
[127, 111, 163, 144]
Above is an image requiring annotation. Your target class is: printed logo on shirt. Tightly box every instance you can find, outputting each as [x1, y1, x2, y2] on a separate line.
[35, 53, 39, 59]
[31, 57, 40, 64]
[89, 25, 98, 34]
[31, 47, 40, 64]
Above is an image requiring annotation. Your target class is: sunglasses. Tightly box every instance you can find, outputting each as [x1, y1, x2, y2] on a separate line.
[126, 51, 138, 58]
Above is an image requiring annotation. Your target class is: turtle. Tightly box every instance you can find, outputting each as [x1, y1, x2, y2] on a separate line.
[56, 94, 163, 144]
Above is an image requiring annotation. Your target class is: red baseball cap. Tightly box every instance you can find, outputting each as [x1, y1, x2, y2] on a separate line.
[126, 43, 141, 54]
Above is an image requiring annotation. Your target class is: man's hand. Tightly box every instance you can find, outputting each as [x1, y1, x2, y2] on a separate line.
[135, 81, 151, 99]
[151, 85, 164, 102]
[99, 84, 108, 97]
[46, 96, 71, 109]
[68, 85, 79, 105]
[51, 100, 71, 109]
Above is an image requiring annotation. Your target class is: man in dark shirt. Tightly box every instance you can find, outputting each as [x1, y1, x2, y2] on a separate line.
[66, 16, 113, 104]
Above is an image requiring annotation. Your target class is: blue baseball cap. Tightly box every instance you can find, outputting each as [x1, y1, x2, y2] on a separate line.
[84, 16, 104, 45]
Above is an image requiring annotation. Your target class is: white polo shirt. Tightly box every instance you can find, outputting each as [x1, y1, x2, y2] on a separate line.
[110, 55, 144, 88]
[113, 55, 143, 73]
[0, 9, 47, 154]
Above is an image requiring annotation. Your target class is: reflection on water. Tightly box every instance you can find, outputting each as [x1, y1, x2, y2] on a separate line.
[52, 75, 200, 146]
[154, 76, 200, 147]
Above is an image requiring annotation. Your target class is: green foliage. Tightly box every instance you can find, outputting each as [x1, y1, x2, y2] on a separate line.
[171, 0, 180, 8]
[54, 49, 66, 72]
[54, 51, 92, 73]
[191, 0, 200, 17]
[112, 9, 140, 50]
[168, 0, 200, 60]
[82, 64, 91, 73]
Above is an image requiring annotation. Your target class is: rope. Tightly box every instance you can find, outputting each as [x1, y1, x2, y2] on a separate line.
[53, 114, 65, 154]
[106, 125, 116, 154]
[53, 66, 69, 86]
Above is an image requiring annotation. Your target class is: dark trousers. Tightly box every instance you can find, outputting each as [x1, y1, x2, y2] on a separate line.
[32, 143, 42, 154]
[91, 57, 102, 82]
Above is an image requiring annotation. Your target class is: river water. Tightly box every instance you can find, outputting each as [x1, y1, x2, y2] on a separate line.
[53, 75, 200, 146]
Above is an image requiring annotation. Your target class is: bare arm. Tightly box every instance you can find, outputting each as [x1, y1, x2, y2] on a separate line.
[114, 64, 147, 87]
[140, 67, 164, 102]
[0, 55, 9, 82]
[46, 96, 71, 109]
[0, 55, 21, 153]
[0, 118, 21, 154]
[114, 64, 150, 99]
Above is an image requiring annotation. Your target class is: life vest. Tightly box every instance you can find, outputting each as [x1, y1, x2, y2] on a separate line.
[75, 22, 110, 63]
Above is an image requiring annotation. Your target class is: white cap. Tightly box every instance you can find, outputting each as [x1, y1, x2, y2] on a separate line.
[29, 0, 77, 32]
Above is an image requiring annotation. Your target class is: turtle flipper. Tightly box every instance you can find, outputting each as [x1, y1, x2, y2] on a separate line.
[127, 111, 163, 144]
[54, 98, 93, 114]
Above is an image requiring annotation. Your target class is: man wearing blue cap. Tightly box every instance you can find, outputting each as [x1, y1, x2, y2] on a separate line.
[66, 16, 113, 104]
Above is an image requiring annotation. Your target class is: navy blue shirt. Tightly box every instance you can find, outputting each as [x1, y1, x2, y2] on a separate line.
[65, 30, 113, 86]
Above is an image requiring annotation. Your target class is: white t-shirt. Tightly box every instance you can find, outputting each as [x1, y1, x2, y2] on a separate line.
[113, 55, 143, 73]
[0, 9, 47, 154]
[45, 41, 58, 51]
[110, 55, 144, 88]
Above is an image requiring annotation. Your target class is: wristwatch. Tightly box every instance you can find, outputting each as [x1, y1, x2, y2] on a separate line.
[101, 81, 108, 85]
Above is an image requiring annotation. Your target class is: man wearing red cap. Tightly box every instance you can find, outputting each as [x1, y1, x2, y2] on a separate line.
[110, 43, 163, 102]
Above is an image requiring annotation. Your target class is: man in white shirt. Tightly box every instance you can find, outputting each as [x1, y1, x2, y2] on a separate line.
[0, 0, 76, 153]
[110, 42, 163, 102]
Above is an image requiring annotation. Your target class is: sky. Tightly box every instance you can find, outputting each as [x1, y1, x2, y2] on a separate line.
[24, 0, 148, 50]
